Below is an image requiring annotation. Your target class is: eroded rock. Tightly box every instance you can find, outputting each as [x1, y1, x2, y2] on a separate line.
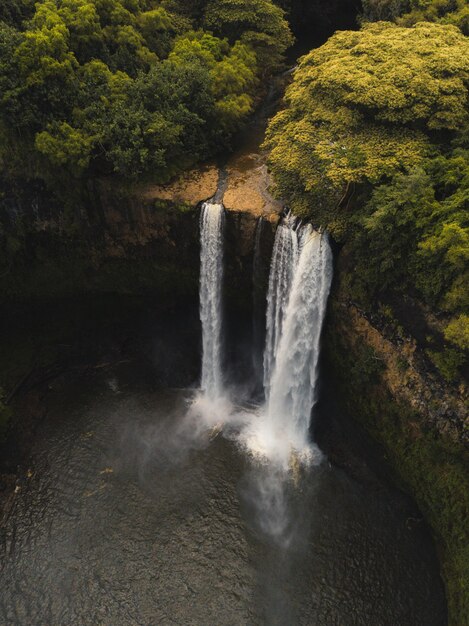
[223, 153, 282, 222]
[139, 165, 219, 206]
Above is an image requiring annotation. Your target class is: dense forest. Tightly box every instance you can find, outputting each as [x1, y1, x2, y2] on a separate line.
[0, 0, 293, 187]
[266, 2, 469, 383]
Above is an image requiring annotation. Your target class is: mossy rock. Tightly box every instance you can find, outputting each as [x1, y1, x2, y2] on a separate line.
[325, 311, 469, 626]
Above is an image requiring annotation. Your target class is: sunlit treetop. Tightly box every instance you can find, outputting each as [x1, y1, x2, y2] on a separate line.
[265, 19, 468, 358]
[0, 0, 293, 181]
[265, 21, 469, 212]
[290, 22, 469, 131]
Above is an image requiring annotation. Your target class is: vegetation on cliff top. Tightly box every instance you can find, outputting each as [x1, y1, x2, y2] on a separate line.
[362, 0, 469, 34]
[0, 0, 292, 188]
[265, 20, 469, 379]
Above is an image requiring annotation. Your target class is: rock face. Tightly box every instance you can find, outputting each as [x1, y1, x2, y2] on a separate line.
[0, 152, 282, 304]
[91, 154, 282, 308]
[138, 165, 219, 206]
[325, 269, 468, 626]
[338, 304, 468, 444]
[223, 153, 283, 220]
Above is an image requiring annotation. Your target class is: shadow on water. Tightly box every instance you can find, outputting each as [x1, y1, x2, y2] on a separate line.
[239, 461, 316, 626]
[0, 307, 447, 625]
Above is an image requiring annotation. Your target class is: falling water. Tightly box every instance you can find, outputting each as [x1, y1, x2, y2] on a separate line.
[199, 201, 224, 400]
[243, 217, 332, 467]
[198, 203, 332, 468]
[266, 226, 333, 455]
[263, 212, 300, 402]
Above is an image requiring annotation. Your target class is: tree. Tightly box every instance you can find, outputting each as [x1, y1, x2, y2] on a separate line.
[265, 22, 469, 218]
[0, 0, 34, 26]
[35, 121, 95, 174]
[265, 20, 469, 339]
[0, 0, 276, 186]
[361, 0, 408, 22]
[398, 0, 469, 35]
[444, 315, 469, 351]
[203, 0, 293, 73]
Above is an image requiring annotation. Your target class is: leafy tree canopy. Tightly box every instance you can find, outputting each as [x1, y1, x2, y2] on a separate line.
[0, 0, 292, 184]
[362, 0, 468, 34]
[203, 0, 294, 74]
[265, 21, 469, 366]
[265, 21, 468, 209]
[399, 0, 469, 35]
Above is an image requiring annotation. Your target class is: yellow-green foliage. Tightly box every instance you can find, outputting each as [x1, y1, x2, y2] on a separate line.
[399, 0, 469, 35]
[0, 0, 292, 184]
[444, 315, 469, 351]
[361, 0, 406, 22]
[169, 31, 258, 129]
[362, 0, 469, 35]
[265, 22, 469, 214]
[203, 0, 294, 74]
[265, 21, 469, 377]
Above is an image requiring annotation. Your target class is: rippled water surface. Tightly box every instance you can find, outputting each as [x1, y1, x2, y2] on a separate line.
[0, 365, 446, 625]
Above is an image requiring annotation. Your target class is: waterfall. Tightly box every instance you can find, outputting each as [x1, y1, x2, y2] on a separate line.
[266, 226, 333, 453]
[242, 216, 332, 466]
[199, 201, 224, 400]
[263, 212, 300, 402]
[197, 202, 332, 468]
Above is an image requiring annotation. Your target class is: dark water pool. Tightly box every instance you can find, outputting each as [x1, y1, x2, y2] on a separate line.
[0, 363, 446, 625]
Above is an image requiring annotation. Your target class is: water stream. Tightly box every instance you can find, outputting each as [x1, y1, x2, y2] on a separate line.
[263, 212, 300, 401]
[199, 201, 224, 401]
[265, 226, 333, 462]
[0, 211, 446, 625]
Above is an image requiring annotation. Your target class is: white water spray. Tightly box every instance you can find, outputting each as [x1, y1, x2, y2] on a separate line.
[263, 212, 300, 402]
[266, 226, 333, 455]
[242, 216, 333, 468]
[199, 201, 224, 400]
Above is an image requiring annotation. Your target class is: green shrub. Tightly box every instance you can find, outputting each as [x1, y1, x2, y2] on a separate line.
[427, 347, 466, 382]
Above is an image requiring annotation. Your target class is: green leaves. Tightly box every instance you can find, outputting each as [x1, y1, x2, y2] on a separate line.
[203, 0, 293, 73]
[0, 0, 290, 185]
[266, 22, 469, 221]
[444, 315, 469, 351]
[35, 121, 95, 173]
[265, 19, 468, 373]
[265, 19, 469, 213]
[399, 0, 469, 35]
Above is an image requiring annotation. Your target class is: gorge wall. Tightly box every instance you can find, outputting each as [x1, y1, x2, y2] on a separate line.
[1, 154, 467, 624]
[0, 159, 279, 306]
[325, 255, 468, 625]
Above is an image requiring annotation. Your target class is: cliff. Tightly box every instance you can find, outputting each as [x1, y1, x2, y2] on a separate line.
[325, 256, 469, 626]
[1, 148, 467, 623]
[0, 156, 281, 305]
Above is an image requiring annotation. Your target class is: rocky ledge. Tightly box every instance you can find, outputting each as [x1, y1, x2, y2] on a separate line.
[340, 303, 468, 445]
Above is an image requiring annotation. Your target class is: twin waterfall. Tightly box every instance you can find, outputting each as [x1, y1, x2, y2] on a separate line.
[199, 203, 333, 466]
